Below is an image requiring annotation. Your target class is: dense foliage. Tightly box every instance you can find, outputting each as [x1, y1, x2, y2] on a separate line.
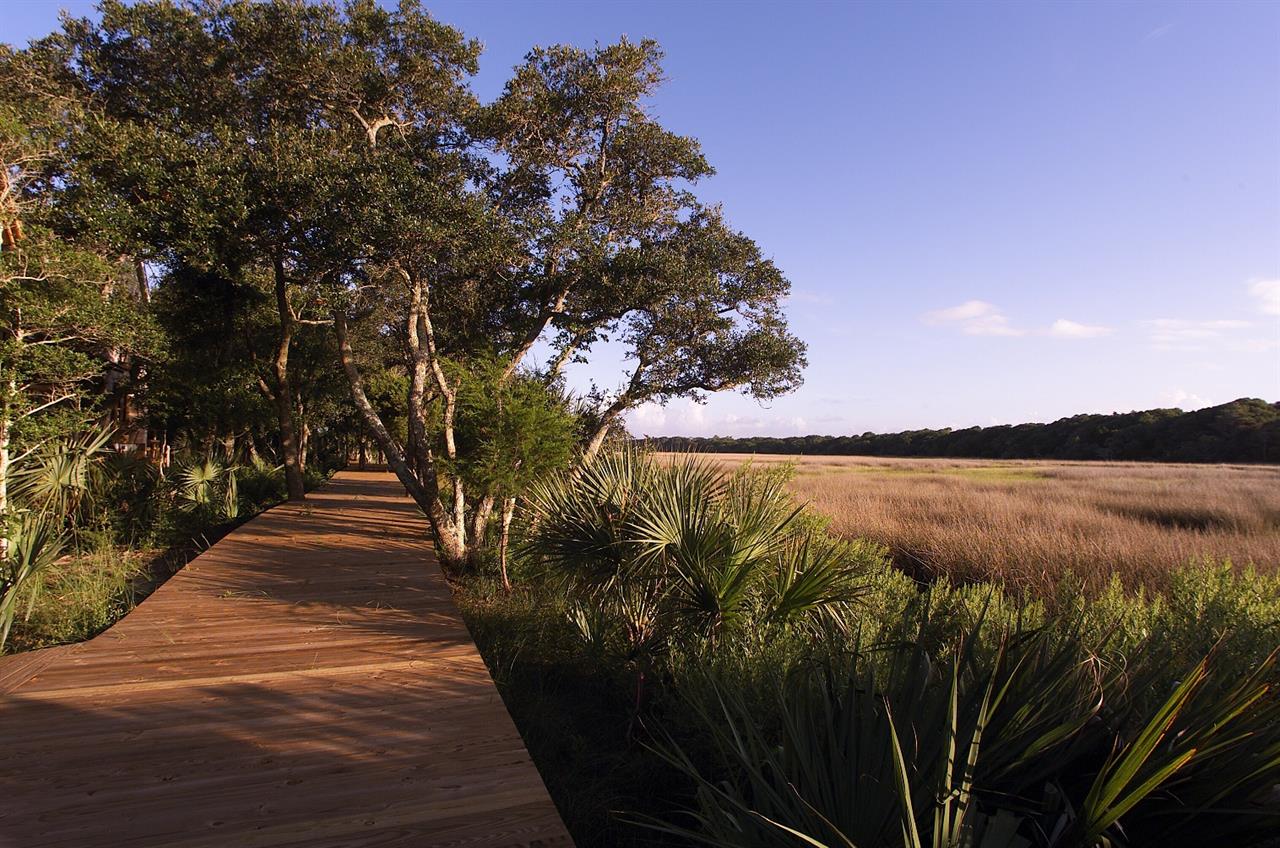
[460, 452, 1280, 847]
[2, 0, 807, 577]
[647, 398, 1280, 463]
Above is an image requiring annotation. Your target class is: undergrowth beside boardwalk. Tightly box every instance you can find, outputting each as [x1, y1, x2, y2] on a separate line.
[456, 450, 1280, 848]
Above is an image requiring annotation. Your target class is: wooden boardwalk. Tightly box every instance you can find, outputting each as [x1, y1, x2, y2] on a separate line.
[0, 470, 572, 848]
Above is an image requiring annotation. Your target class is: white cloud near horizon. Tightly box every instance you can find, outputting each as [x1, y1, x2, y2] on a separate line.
[1159, 388, 1212, 409]
[627, 399, 810, 437]
[1249, 279, 1280, 316]
[1048, 319, 1113, 339]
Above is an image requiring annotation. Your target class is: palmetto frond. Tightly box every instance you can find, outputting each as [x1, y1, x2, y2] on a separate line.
[0, 512, 69, 650]
[10, 425, 114, 518]
[523, 449, 884, 654]
[175, 458, 240, 520]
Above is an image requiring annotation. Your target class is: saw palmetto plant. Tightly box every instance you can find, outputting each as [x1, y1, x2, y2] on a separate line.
[175, 458, 240, 522]
[2, 426, 116, 649]
[8, 425, 114, 528]
[522, 450, 879, 664]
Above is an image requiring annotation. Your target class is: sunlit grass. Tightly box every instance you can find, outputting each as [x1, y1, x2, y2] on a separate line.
[6, 546, 151, 652]
[686, 454, 1280, 592]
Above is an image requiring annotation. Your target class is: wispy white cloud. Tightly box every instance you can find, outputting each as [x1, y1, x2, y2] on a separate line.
[1232, 338, 1280, 354]
[925, 302, 1112, 340]
[1249, 279, 1280, 316]
[922, 300, 1025, 336]
[1144, 318, 1252, 349]
[1049, 319, 1113, 339]
[786, 289, 837, 307]
[925, 300, 995, 322]
[1141, 22, 1176, 43]
[627, 400, 808, 437]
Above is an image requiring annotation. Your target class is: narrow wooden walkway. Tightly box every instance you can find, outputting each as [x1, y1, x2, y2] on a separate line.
[0, 471, 572, 848]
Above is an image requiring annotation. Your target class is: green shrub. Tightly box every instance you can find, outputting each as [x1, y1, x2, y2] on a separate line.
[469, 449, 1280, 847]
[240, 458, 288, 512]
[7, 544, 147, 651]
[641, 617, 1280, 848]
[522, 450, 886, 676]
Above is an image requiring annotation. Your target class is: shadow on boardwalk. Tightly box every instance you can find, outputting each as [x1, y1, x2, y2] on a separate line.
[0, 471, 572, 848]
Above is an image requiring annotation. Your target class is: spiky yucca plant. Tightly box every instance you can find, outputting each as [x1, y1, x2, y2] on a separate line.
[639, 617, 1280, 848]
[0, 512, 68, 649]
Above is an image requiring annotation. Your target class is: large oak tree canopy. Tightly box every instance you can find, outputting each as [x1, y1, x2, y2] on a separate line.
[39, 0, 806, 564]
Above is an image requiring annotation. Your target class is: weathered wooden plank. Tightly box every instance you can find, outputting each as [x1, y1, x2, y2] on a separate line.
[0, 470, 573, 848]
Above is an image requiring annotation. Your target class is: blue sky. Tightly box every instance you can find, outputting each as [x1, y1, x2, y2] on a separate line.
[6, 0, 1279, 436]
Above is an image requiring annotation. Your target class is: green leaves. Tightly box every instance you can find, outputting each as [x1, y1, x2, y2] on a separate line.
[0, 511, 68, 650]
[523, 449, 884, 663]
[175, 458, 240, 522]
[638, 617, 1280, 848]
[1, 425, 113, 650]
[9, 425, 113, 521]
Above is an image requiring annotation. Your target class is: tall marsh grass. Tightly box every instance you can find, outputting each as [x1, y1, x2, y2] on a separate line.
[697, 454, 1280, 592]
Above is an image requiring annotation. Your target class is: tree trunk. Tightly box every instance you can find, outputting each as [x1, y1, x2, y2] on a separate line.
[299, 420, 311, 473]
[498, 496, 516, 592]
[468, 494, 496, 556]
[0, 403, 10, 565]
[334, 310, 467, 567]
[272, 253, 306, 501]
[581, 364, 646, 465]
[582, 404, 627, 463]
[134, 259, 150, 305]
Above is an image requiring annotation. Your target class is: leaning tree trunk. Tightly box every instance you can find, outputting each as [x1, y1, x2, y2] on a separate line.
[333, 309, 467, 566]
[582, 402, 629, 464]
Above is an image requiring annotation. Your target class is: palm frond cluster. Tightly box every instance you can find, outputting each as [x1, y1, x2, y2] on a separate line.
[2, 427, 113, 647]
[522, 450, 883, 667]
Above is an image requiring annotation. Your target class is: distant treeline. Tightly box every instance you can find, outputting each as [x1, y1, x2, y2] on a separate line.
[642, 398, 1280, 464]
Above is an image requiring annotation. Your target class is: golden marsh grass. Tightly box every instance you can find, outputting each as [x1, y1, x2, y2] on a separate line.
[693, 454, 1280, 592]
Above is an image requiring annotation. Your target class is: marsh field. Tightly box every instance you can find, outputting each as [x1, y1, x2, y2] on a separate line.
[691, 453, 1280, 592]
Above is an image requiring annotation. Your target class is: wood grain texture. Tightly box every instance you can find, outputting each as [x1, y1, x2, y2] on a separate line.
[0, 471, 573, 848]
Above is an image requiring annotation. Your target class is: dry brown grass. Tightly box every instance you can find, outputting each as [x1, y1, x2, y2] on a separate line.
[692, 453, 1280, 592]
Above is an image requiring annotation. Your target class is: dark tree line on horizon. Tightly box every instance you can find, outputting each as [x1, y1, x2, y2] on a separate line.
[643, 398, 1280, 464]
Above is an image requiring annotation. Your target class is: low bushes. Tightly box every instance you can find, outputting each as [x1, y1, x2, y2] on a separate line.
[645, 618, 1280, 848]
[459, 450, 1280, 847]
[521, 452, 879, 680]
